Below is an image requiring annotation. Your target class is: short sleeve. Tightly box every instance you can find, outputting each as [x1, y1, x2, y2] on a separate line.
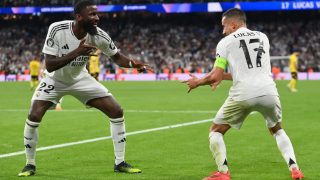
[42, 23, 59, 56]
[95, 29, 118, 57]
[215, 38, 228, 59]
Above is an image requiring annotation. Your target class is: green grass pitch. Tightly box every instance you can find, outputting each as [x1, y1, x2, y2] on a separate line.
[0, 80, 319, 180]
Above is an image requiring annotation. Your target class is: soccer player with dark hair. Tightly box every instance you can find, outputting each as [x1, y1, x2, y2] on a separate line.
[18, 0, 151, 176]
[183, 8, 304, 180]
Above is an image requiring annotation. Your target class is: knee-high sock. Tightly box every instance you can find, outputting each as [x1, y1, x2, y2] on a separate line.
[34, 80, 39, 88]
[209, 131, 228, 173]
[30, 80, 34, 89]
[273, 129, 299, 170]
[110, 117, 126, 165]
[288, 80, 292, 87]
[292, 79, 297, 89]
[24, 119, 40, 165]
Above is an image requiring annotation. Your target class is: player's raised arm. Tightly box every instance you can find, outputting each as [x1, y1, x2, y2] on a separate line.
[111, 52, 153, 73]
[45, 39, 96, 72]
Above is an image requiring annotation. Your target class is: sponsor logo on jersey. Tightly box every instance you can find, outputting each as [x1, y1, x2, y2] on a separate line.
[69, 56, 89, 66]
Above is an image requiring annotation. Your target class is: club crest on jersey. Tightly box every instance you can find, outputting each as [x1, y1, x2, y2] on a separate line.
[46, 38, 55, 47]
[109, 41, 116, 50]
[69, 56, 89, 66]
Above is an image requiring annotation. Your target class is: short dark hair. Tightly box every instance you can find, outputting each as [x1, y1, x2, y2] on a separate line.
[74, 0, 95, 14]
[222, 8, 246, 24]
[291, 48, 302, 53]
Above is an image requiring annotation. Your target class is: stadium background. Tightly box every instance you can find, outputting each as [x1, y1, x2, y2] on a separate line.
[0, 1, 319, 180]
[1, 0, 320, 81]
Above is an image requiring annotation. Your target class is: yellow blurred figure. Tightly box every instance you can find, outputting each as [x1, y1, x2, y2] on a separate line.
[89, 50, 100, 81]
[29, 59, 41, 90]
[287, 50, 301, 92]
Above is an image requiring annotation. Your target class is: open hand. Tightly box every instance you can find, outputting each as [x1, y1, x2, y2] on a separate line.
[131, 60, 154, 73]
[181, 74, 199, 93]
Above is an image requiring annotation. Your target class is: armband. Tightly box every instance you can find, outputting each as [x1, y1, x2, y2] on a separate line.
[214, 57, 228, 70]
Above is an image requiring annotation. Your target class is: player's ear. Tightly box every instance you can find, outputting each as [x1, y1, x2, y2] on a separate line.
[231, 21, 237, 30]
[75, 14, 83, 21]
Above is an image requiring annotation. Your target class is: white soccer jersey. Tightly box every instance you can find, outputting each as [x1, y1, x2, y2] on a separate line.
[42, 20, 118, 83]
[216, 27, 278, 101]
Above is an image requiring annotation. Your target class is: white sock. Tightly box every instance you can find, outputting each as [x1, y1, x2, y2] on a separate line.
[24, 119, 40, 166]
[110, 117, 126, 165]
[209, 131, 228, 173]
[273, 129, 299, 170]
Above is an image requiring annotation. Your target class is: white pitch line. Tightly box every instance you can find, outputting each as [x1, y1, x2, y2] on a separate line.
[0, 109, 215, 114]
[0, 118, 213, 159]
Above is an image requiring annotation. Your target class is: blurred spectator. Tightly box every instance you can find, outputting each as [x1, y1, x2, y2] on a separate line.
[0, 12, 319, 75]
[0, 0, 301, 7]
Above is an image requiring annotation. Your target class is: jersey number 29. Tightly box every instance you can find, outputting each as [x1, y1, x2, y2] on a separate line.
[239, 38, 265, 69]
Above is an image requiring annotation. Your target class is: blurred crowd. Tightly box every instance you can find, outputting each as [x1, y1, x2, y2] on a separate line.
[0, 12, 319, 75]
[0, 0, 297, 6]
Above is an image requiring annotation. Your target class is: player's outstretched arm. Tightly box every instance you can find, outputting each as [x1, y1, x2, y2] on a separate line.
[223, 73, 232, 80]
[182, 67, 224, 93]
[45, 39, 96, 72]
[111, 52, 153, 73]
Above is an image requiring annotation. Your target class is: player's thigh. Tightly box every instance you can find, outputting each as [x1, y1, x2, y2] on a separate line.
[28, 100, 54, 122]
[87, 96, 123, 118]
[31, 77, 65, 105]
[214, 97, 251, 130]
[254, 95, 282, 128]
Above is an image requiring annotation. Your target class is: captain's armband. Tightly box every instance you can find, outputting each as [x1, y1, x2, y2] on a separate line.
[214, 57, 228, 70]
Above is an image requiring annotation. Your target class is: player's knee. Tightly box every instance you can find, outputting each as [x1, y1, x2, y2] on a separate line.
[210, 124, 230, 135]
[109, 107, 124, 119]
[28, 112, 42, 122]
[268, 122, 282, 135]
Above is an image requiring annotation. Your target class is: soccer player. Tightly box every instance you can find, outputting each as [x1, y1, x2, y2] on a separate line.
[287, 49, 301, 92]
[18, 0, 152, 177]
[89, 49, 100, 81]
[183, 8, 304, 180]
[29, 58, 41, 90]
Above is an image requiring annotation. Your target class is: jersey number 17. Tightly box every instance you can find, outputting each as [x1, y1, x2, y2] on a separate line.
[239, 38, 265, 69]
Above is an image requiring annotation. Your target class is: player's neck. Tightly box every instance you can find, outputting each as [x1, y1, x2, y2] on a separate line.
[232, 24, 247, 33]
[72, 22, 87, 40]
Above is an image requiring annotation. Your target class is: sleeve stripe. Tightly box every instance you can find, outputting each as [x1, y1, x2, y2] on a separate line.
[50, 27, 69, 38]
[97, 30, 111, 41]
[49, 23, 69, 38]
[97, 33, 111, 43]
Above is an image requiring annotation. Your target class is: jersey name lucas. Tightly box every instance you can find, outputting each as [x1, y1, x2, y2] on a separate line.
[233, 31, 259, 38]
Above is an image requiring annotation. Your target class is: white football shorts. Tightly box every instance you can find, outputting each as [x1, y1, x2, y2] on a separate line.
[214, 95, 282, 130]
[31, 75, 112, 105]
